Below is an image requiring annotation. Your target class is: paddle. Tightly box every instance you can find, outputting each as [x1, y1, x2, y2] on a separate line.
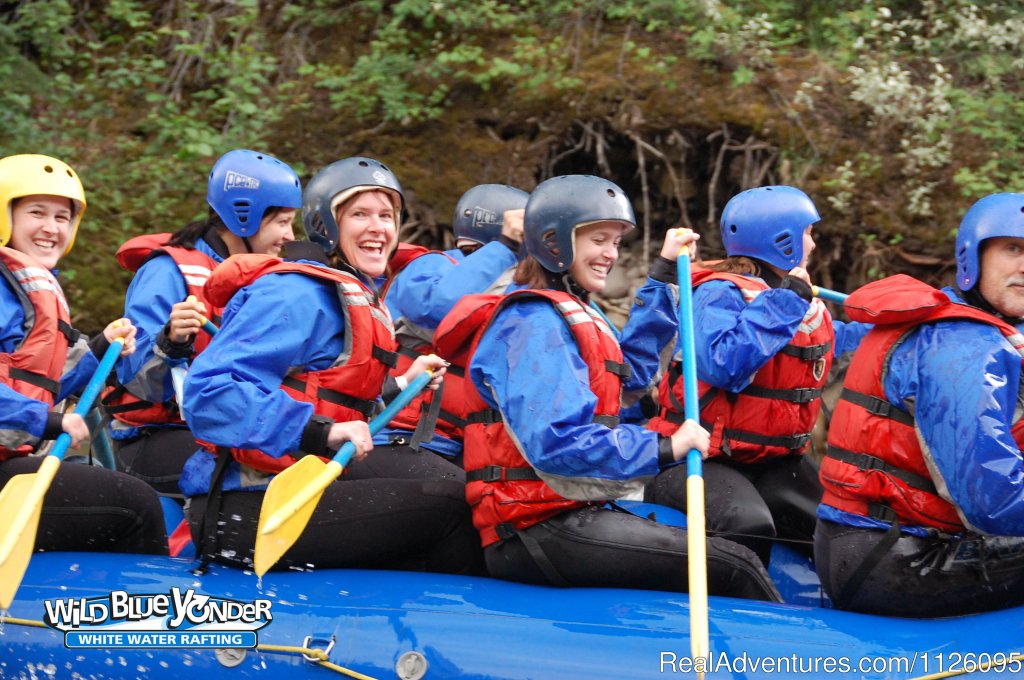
[812, 285, 848, 304]
[676, 234, 710, 671]
[0, 335, 125, 610]
[253, 370, 435, 576]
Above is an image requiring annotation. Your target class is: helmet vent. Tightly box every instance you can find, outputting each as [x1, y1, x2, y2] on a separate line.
[358, 160, 369, 167]
[541, 229, 560, 257]
[606, 189, 615, 198]
[728, 224, 737, 234]
[233, 199, 252, 224]
[44, 165, 53, 173]
[775, 232, 794, 256]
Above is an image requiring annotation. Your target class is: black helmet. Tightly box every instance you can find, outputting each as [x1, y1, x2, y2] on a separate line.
[524, 175, 635, 272]
[453, 184, 529, 247]
[303, 157, 404, 253]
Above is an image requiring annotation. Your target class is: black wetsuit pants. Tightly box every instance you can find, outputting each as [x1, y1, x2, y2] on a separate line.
[187, 443, 484, 575]
[645, 455, 822, 564]
[484, 505, 781, 602]
[0, 456, 168, 555]
[815, 518, 1024, 617]
[115, 427, 197, 498]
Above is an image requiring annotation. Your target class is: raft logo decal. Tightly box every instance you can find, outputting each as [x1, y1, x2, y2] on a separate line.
[224, 171, 260, 191]
[43, 588, 272, 649]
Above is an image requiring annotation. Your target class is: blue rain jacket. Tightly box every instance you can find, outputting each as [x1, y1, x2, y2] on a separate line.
[691, 279, 869, 391]
[378, 242, 517, 456]
[820, 287, 1024, 538]
[112, 237, 224, 439]
[468, 277, 677, 496]
[179, 262, 372, 496]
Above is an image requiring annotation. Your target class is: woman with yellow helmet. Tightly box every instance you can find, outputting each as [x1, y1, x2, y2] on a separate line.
[0, 154, 167, 555]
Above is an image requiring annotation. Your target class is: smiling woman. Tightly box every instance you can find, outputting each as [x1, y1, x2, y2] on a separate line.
[104, 149, 303, 501]
[434, 174, 778, 599]
[8, 195, 75, 269]
[175, 156, 482, 576]
[0, 153, 165, 557]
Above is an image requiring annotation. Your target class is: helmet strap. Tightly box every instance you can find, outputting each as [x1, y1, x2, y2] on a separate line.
[558, 271, 590, 303]
[202, 227, 231, 259]
[242, 237, 254, 254]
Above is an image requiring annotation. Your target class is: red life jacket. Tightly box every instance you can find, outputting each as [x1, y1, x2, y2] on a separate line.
[380, 244, 466, 443]
[647, 269, 834, 463]
[822, 274, 1024, 533]
[102, 234, 224, 427]
[435, 289, 630, 547]
[197, 254, 397, 475]
[0, 247, 73, 460]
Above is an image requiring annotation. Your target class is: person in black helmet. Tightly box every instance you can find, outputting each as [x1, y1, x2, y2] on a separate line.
[377, 184, 528, 467]
[179, 157, 482, 574]
[434, 174, 780, 599]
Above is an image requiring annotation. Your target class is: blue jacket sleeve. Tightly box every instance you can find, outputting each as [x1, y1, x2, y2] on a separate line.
[470, 299, 661, 500]
[693, 279, 810, 392]
[617, 277, 678, 391]
[0, 382, 49, 445]
[57, 339, 99, 401]
[182, 271, 346, 458]
[0, 275, 24, 352]
[386, 243, 517, 330]
[116, 255, 190, 402]
[834, 319, 872, 357]
[886, 320, 1024, 535]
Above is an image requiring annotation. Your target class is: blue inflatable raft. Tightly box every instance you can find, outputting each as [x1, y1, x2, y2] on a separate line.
[1, 547, 1022, 679]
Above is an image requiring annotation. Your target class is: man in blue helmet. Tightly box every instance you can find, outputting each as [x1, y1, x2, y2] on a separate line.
[106, 149, 302, 500]
[817, 193, 1024, 617]
[376, 184, 528, 465]
[647, 186, 869, 565]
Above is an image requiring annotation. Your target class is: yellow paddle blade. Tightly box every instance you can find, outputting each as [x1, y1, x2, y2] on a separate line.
[254, 457, 342, 577]
[0, 473, 48, 610]
[0, 456, 60, 567]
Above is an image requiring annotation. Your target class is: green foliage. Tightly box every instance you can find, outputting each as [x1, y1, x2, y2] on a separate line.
[5, 0, 1024, 327]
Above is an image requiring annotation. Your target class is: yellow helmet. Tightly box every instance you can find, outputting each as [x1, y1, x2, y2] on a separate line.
[0, 154, 87, 254]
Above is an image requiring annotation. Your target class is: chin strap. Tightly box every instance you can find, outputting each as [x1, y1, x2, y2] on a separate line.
[542, 267, 590, 302]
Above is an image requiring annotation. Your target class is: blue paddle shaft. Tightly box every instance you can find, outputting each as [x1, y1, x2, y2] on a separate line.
[815, 286, 848, 304]
[331, 370, 434, 467]
[51, 339, 124, 463]
[201, 319, 219, 336]
[676, 254, 702, 478]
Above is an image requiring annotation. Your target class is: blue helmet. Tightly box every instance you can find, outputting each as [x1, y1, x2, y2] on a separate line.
[207, 150, 301, 237]
[719, 185, 820, 271]
[453, 184, 529, 246]
[524, 175, 635, 273]
[956, 193, 1024, 291]
[303, 157, 404, 254]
